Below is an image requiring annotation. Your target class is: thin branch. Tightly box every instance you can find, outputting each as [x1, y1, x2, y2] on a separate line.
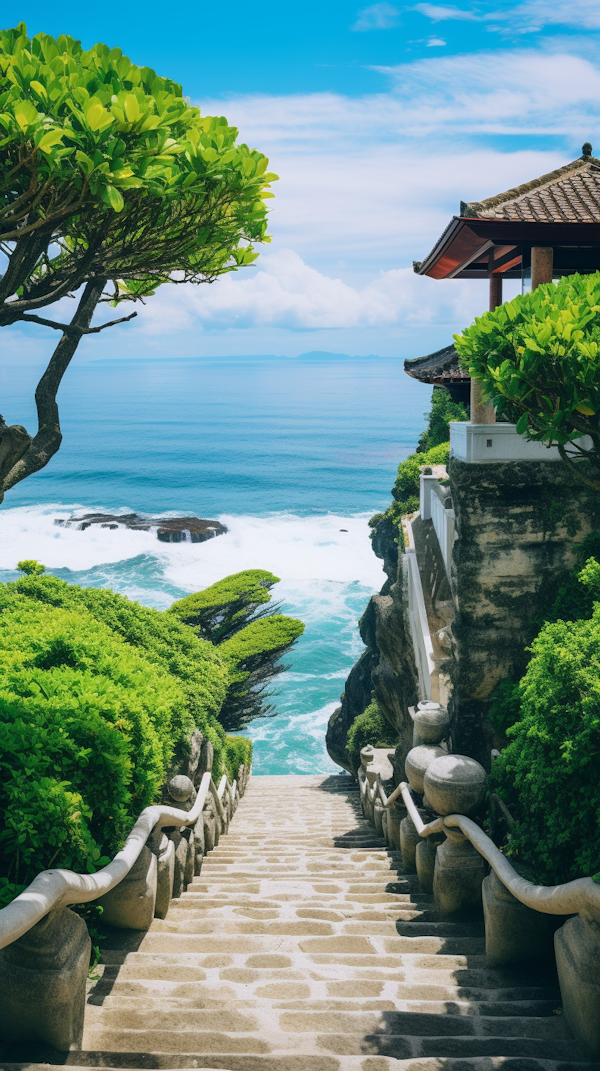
[85, 311, 137, 334]
[557, 444, 600, 493]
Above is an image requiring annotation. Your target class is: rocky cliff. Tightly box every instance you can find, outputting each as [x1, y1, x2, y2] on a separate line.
[326, 514, 419, 775]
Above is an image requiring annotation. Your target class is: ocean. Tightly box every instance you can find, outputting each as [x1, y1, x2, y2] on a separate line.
[0, 354, 430, 774]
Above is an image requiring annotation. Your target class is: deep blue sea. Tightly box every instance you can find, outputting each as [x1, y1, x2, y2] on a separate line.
[0, 355, 430, 774]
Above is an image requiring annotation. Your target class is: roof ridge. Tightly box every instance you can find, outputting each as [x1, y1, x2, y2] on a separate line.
[462, 156, 600, 218]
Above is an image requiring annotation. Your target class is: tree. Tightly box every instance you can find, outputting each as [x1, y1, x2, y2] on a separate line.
[0, 24, 276, 500]
[454, 273, 600, 491]
[170, 570, 305, 731]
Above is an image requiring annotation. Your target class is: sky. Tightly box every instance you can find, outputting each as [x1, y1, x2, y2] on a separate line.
[4, 0, 600, 363]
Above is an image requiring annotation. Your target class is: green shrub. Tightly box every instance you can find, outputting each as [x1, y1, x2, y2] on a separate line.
[346, 699, 397, 777]
[17, 560, 45, 575]
[454, 273, 600, 492]
[370, 442, 450, 530]
[492, 601, 600, 884]
[169, 569, 280, 643]
[8, 574, 232, 776]
[218, 615, 305, 731]
[223, 735, 253, 784]
[417, 387, 468, 453]
[0, 600, 181, 889]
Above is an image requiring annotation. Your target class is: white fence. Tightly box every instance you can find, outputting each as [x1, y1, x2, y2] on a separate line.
[420, 474, 455, 581]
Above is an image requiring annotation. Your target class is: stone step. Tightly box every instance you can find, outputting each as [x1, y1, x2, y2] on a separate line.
[1, 1058, 596, 1071]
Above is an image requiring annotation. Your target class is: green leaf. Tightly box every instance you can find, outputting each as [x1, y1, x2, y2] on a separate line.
[515, 414, 529, 435]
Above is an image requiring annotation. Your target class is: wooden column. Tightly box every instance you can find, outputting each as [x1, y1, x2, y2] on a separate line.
[531, 246, 553, 289]
[470, 274, 502, 424]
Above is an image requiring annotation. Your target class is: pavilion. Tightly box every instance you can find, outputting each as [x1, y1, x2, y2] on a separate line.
[407, 144, 600, 422]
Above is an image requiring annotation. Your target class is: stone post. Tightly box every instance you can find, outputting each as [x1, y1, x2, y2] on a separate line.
[482, 868, 553, 966]
[555, 910, 600, 1057]
[0, 907, 90, 1050]
[531, 246, 553, 289]
[98, 846, 157, 929]
[149, 829, 175, 920]
[423, 753, 488, 917]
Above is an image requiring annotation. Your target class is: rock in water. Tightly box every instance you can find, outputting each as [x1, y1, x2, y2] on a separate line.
[54, 513, 227, 543]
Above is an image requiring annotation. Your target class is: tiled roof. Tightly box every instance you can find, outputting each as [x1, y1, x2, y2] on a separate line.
[404, 344, 468, 383]
[463, 154, 600, 224]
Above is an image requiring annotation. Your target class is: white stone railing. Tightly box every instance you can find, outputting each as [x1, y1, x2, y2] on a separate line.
[405, 530, 435, 700]
[0, 761, 250, 1052]
[356, 716, 600, 1059]
[420, 473, 455, 581]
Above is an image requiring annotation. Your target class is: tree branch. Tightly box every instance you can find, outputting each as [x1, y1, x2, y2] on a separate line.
[2, 279, 106, 498]
[557, 443, 600, 493]
[16, 310, 137, 334]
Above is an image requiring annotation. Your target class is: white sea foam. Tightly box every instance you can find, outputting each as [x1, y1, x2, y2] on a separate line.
[0, 505, 384, 594]
[0, 503, 382, 775]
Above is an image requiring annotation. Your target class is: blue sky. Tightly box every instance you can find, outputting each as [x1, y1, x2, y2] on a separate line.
[5, 1, 600, 362]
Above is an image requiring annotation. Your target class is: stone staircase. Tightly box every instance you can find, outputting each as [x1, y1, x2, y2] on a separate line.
[4, 774, 598, 1071]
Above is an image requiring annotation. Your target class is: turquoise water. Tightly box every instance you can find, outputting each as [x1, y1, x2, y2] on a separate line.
[0, 355, 429, 773]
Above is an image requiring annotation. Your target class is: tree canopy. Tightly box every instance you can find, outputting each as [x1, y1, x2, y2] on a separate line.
[454, 273, 600, 491]
[0, 24, 276, 497]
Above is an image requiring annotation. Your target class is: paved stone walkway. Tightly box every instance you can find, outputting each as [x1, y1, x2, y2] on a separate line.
[70, 776, 596, 1069]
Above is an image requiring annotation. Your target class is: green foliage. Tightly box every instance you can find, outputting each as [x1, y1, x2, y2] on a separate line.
[454, 273, 600, 488]
[17, 559, 45, 575]
[491, 604, 600, 884]
[417, 387, 468, 453]
[11, 573, 229, 748]
[0, 24, 277, 314]
[487, 680, 522, 738]
[0, 597, 182, 887]
[346, 699, 397, 777]
[218, 615, 305, 731]
[223, 735, 253, 784]
[172, 571, 305, 732]
[170, 569, 279, 643]
[371, 442, 450, 528]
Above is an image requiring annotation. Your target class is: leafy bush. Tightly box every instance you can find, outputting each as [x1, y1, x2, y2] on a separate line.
[223, 735, 253, 784]
[454, 273, 600, 491]
[170, 570, 279, 643]
[346, 699, 397, 777]
[491, 557, 600, 884]
[417, 387, 468, 453]
[0, 599, 181, 890]
[370, 442, 450, 530]
[12, 574, 228, 740]
[218, 615, 305, 731]
[17, 559, 45, 575]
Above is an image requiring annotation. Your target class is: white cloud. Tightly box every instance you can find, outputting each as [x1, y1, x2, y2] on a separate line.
[352, 2, 400, 31]
[136, 248, 501, 334]
[414, 0, 600, 30]
[413, 4, 478, 20]
[427, 36, 447, 45]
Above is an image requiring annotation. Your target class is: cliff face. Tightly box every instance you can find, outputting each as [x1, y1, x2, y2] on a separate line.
[447, 457, 600, 765]
[328, 456, 600, 777]
[326, 515, 418, 774]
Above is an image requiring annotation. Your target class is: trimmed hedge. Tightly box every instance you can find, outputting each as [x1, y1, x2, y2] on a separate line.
[0, 574, 253, 903]
[0, 599, 181, 895]
[346, 699, 397, 777]
[8, 574, 229, 764]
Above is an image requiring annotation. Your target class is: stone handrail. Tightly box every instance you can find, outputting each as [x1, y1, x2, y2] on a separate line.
[393, 780, 600, 918]
[0, 768, 233, 951]
[358, 723, 600, 1057]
